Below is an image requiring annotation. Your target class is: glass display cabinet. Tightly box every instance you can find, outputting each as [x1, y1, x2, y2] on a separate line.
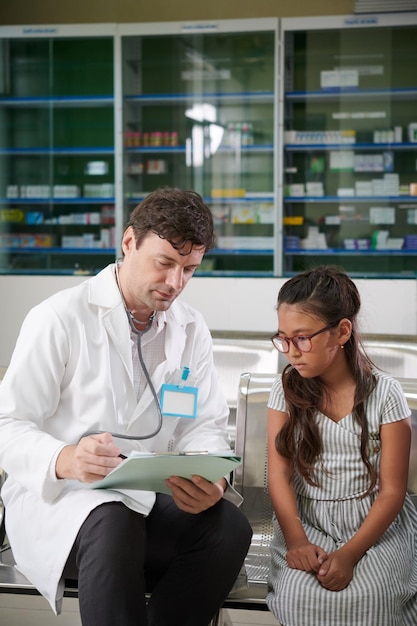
[281, 13, 417, 277]
[3, 14, 417, 279]
[120, 19, 278, 276]
[0, 26, 116, 275]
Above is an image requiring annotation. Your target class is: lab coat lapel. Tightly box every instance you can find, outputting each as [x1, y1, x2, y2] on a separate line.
[88, 265, 135, 387]
[102, 308, 133, 378]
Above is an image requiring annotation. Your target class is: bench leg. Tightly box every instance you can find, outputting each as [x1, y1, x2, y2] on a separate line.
[209, 608, 223, 626]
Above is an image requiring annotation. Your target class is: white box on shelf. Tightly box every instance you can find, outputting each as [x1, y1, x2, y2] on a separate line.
[6, 185, 19, 198]
[217, 236, 274, 250]
[306, 182, 324, 196]
[231, 206, 256, 224]
[320, 68, 358, 89]
[337, 188, 355, 197]
[408, 123, 417, 142]
[288, 184, 305, 197]
[255, 203, 275, 224]
[407, 209, 417, 224]
[330, 150, 354, 170]
[387, 238, 404, 249]
[325, 215, 341, 225]
[369, 207, 395, 224]
[82, 234, 95, 247]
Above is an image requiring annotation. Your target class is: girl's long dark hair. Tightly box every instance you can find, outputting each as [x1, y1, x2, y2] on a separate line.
[275, 265, 378, 494]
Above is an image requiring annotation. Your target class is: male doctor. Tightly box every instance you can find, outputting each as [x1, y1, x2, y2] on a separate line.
[0, 187, 252, 626]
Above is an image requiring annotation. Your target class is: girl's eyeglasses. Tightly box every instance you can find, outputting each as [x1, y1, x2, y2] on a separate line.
[270, 321, 340, 353]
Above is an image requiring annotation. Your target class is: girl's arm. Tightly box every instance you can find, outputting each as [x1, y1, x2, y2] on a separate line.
[340, 417, 411, 561]
[267, 406, 327, 572]
[317, 417, 411, 590]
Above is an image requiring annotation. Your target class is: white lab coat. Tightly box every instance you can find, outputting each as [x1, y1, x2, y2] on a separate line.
[0, 264, 232, 613]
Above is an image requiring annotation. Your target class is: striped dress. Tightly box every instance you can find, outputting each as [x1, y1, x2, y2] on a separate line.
[266, 370, 417, 626]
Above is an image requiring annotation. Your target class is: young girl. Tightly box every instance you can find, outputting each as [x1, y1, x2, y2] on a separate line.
[266, 265, 417, 626]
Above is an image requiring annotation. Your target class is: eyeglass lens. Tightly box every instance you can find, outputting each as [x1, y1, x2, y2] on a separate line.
[272, 336, 312, 353]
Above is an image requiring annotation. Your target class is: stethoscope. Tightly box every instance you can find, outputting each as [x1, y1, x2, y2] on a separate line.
[84, 261, 163, 442]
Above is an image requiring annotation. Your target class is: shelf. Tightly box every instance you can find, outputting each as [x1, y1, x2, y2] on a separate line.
[125, 145, 273, 154]
[0, 147, 114, 155]
[125, 195, 275, 204]
[284, 196, 417, 203]
[0, 268, 105, 276]
[285, 87, 417, 102]
[0, 96, 114, 107]
[124, 91, 274, 105]
[1, 247, 116, 255]
[126, 146, 184, 154]
[195, 270, 274, 277]
[209, 195, 275, 203]
[284, 249, 417, 256]
[285, 143, 417, 152]
[0, 198, 115, 205]
[207, 248, 274, 256]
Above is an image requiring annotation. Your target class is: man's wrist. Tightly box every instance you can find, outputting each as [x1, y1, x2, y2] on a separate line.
[55, 444, 75, 479]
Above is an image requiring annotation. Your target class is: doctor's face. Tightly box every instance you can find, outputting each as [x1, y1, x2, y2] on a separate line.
[119, 228, 204, 316]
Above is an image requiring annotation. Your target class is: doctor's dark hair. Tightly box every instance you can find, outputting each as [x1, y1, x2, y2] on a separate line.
[126, 186, 215, 253]
[275, 265, 378, 495]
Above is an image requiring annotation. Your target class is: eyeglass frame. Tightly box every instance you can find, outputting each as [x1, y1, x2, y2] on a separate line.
[270, 320, 341, 354]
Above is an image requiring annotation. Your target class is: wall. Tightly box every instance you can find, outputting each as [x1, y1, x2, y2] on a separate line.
[1, 274, 416, 366]
[0, 1, 354, 26]
[0, 1, 416, 364]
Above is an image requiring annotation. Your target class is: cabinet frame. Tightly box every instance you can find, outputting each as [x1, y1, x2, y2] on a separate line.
[280, 12, 417, 277]
[117, 18, 280, 277]
[0, 23, 120, 274]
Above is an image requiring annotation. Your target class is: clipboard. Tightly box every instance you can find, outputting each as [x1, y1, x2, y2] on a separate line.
[91, 452, 242, 494]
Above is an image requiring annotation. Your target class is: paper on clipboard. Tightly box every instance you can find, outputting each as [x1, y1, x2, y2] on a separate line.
[91, 452, 242, 494]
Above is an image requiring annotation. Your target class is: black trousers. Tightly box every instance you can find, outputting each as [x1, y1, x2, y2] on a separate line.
[63, 495, 252, 626]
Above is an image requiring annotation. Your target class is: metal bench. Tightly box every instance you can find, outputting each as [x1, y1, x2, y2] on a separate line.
[0, 364, 275, 622]
[218, 371, 417, 622]
[0, 369, 275, 622]
[1, 368, 417, 625]
[363, 335, 417, 380]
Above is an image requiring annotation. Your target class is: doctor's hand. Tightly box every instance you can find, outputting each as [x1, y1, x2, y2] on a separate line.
[55, 432, 123, 483]
[165, 475, 226, 514]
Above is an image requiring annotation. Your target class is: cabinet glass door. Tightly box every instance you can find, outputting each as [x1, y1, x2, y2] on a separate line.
[282, 16, 417, 277]
[0, 34, 115, 275]
[122, 21, 277, 276]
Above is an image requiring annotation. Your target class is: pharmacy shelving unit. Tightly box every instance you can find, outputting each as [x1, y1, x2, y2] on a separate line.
[280, 13, 417, 277]
[0, 24, 117, 275]
[4, 14, 417, 279]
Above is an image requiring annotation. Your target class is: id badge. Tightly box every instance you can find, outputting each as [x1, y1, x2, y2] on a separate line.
[160, 384, 198, 419]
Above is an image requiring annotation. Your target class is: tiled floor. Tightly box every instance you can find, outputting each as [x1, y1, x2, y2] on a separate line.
[0, 595, 281, 625]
